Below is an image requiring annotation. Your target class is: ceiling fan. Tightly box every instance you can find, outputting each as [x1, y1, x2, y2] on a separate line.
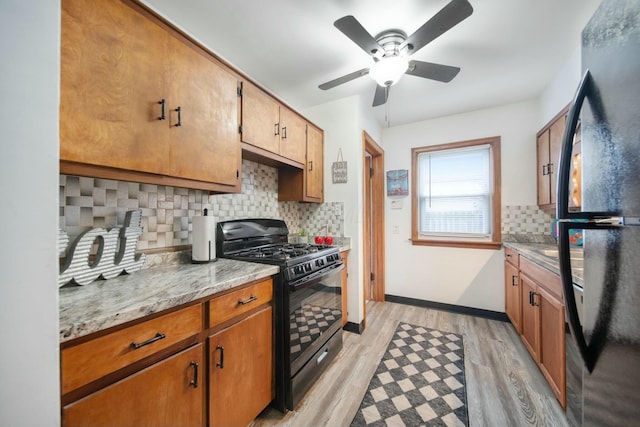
[318, 0, 473, 107]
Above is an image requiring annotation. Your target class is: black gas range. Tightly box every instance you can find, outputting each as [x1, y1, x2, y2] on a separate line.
[216, 219, 344, 412]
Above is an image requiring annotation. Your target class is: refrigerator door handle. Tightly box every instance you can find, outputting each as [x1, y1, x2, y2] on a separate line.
[559, 220, 619, 373]
[557, 70, 591, 221]
[557, 70, 620, 221]
[558, 221, 594, 371]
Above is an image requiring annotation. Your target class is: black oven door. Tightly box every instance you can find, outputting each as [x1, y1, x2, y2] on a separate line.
[288, 262, 343, 376]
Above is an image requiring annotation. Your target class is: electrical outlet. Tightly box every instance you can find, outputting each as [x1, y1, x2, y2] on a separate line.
[393, 225, 399, 235]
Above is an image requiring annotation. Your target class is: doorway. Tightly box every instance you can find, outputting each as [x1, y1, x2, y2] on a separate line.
[362, 131, 385, 328]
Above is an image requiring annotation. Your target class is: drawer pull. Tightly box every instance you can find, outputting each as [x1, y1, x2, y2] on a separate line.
[238, 295, 258, 305]
[189, 361, 199, 388]
[130, 332, 166, 350]
[216, 345, 225, 369]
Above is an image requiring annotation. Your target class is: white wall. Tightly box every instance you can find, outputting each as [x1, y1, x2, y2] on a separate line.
[382, 100, 539, 312]
[0, 1, 61, 426]
[303, 96, 381, 326]
[539, 45, 583, 126]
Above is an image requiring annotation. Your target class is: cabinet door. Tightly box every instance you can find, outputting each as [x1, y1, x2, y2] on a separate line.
[240, 82, 280, 154]
[520, 274, 540, 362]
[537, 286, 566, 408]
[63, 344, 204, 427]
[209, 307, 273, 427]
[279, 107, 307, 164]
[340, 251, 349, 327]
[548, 115, 566, 207]
[305, 125, 324, 201]
[536, 130, 551, 206]
[504, 260, 521, 334]
[60, 0, 170, 175]
[166, 36, 240, 186]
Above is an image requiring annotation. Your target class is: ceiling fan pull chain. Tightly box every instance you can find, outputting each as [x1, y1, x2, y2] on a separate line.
[385, 87, 391, 127]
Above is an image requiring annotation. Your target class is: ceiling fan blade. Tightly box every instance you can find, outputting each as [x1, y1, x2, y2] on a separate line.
[318, 68, 370, 90]
[406, 60, 460, 82]
[372, 85, 389, 107]
[334, 15, 384, 57]
[401, 0, 473, 54]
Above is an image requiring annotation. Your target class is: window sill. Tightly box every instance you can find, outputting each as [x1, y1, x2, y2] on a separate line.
[409, 238, 502, 250]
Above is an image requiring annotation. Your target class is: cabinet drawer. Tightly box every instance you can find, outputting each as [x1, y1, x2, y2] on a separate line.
[208, 278, 273, 328]
[62, 304, 202, 395]
[520, 256, 563, 302]
[504, 247, 519, 267]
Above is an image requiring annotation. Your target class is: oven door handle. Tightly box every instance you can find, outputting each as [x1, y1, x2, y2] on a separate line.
[290, 262, 344, 291]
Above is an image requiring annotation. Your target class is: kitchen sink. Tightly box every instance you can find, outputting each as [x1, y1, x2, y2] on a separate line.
[538, 248, 584, 267]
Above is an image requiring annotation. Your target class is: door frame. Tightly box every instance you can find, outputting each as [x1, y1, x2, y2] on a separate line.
[362, 131, 385, 327]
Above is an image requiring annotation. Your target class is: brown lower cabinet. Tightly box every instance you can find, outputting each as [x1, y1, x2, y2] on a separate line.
[63, 344, 204, 427]
[61, 277, 274, 427]
[340, 250, 349, 327]
[209, 307, 273, 427]
[505, 249, 566, 408]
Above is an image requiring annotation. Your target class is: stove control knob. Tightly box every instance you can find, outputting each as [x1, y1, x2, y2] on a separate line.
[304, 263, 312, 272]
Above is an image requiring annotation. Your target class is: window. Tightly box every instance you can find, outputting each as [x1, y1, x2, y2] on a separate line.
[411, 137, 501, 249]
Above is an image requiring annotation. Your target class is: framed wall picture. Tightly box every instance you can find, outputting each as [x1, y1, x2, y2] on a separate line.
[386, 169, 409, 196]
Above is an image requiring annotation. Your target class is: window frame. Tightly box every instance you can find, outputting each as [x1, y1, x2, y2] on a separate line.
[411, 136, 502, 250]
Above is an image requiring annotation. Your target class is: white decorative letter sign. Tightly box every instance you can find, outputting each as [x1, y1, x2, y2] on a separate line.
[58, 210, 146, 287]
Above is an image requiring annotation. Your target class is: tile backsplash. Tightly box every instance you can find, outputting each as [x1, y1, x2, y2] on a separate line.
[502, 205, 555, 244]
[60, 163, 554, 255]
[60, 159, 344, 252]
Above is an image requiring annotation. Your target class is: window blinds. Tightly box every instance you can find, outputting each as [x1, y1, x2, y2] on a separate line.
[418, 144, 492, 237]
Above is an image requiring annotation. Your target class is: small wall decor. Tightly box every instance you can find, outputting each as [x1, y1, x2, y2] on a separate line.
[386, 169, 409, 196]
[58, 209, 146, 287]
[332, 148, 348, 184]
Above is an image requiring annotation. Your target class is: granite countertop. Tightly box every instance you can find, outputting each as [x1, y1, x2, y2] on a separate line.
[59, 259, 279, 343]
[503, 242, 584, 287]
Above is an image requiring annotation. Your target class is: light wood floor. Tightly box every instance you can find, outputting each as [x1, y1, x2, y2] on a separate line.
[251, 300, 568, 427]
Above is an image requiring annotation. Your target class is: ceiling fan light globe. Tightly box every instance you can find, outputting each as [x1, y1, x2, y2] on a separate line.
[369, 56, 408, 87]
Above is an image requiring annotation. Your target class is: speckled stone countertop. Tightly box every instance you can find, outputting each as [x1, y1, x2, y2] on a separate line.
[59, 259, 279, 343]
[503, 242, 584, 287]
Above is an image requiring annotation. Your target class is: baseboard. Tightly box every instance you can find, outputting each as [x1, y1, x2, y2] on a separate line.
[343, 321, 365, 334]
[384, 294, 509, 322]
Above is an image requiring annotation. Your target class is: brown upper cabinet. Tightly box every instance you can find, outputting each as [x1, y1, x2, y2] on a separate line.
[278, 124, 324, 203]
[240, 81, 307, 166]
[60, 0, 241, 192]
[536, 106, 569, 210]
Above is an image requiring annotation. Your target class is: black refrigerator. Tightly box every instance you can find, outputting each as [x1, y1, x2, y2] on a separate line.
[556, 0, 640, 426]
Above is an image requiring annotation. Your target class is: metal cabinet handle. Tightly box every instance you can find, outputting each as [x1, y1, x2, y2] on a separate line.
[547, 163, 553, 175]
[282, 126, 287, 139]
[130, 332, 166, 350]
[215, 345, 224, 369]
[237, 295, 258, 305]
[189, 361, 199, 388]
[309, 161, 313, 171]
[511, 275, 517, 286]
[158, 99, 166, 120]
[542, 164, 548, 176]
[174, 106, 182, 127]
[274, 123, 280, 136]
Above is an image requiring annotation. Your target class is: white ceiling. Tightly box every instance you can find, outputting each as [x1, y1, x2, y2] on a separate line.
[142, 0, 602, 127]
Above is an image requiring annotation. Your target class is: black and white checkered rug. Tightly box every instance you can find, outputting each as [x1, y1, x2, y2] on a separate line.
[351, 322, 468, 427]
